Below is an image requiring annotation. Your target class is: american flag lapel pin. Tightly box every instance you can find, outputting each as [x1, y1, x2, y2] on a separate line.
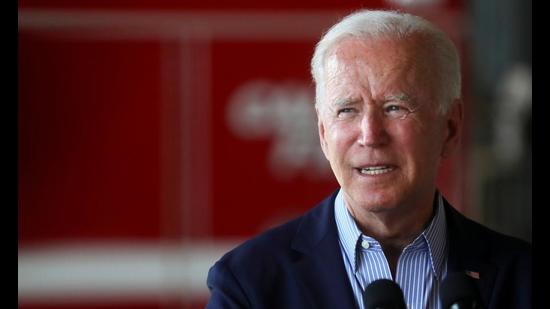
[465, 270, 480, 280]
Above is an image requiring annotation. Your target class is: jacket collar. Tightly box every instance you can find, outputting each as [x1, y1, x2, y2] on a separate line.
[443, 197, 497, 307]
[290, 191, 358, 309]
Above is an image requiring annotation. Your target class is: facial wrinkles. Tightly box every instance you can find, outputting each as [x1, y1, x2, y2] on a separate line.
[322, 63, 368, 128]
[360, 43, 438, 134]
[323, 37, 443, 138]
[365, 51, 418, 104]
[330, 43, 409, 108]
[325, 55, 362, 107]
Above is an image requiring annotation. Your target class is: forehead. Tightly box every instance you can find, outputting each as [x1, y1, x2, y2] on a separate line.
[322, 35, 435, 101]
[330, 35, 415, 60]
[325, 35, 428, 76]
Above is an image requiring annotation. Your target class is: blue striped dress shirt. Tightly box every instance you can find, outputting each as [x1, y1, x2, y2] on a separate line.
[334, 189, 448, 309]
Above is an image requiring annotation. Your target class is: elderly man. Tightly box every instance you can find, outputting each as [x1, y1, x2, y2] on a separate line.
[206, 10, 531, 309]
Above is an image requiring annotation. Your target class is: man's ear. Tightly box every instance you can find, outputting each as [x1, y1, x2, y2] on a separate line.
[441, 99, 463, 158]
[316, 106, 330, 160]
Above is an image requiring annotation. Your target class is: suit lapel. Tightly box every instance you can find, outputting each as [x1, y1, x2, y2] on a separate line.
[290, 192, 357, 309]
[444, 199, 497, 307]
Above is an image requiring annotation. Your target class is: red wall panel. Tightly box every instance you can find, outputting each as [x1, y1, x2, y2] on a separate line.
[19, 2, 468, 308]
[19, 35, 165, 243]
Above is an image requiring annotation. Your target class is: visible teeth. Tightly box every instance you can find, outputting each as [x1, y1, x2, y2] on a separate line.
[360, 166, 393, 175]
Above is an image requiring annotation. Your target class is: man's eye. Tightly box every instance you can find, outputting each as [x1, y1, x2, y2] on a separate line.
[385, 105, 403, 112]
[337, 108, 355, 115]
[384, 105, 410, 118]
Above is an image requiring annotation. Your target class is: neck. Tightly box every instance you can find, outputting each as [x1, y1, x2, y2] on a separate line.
[346, 192, 436, 251]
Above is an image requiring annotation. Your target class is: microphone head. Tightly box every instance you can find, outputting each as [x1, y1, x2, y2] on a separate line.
[440, 272, 483, 308]
[363, 279, 406, 309]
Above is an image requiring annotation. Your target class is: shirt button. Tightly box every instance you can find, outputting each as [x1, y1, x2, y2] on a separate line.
[361, 240, 370, 249]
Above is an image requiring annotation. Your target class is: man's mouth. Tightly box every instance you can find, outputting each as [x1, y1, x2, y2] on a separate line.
[357, 165, 395, 175]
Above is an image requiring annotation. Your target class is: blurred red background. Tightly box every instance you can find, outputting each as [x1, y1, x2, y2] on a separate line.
[19, 1, 468, 308]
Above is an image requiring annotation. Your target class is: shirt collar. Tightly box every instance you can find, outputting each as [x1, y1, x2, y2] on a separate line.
[420, 192, 448, 278]
[334, 189, 362, 272]
[334, 188, 447, 278]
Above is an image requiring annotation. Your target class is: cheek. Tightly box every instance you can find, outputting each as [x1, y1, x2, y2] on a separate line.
[396, 123, 445, 165]
[391, 123, 431, 156]
[323, 123, 355, 166]
[327, 123, 355, 149]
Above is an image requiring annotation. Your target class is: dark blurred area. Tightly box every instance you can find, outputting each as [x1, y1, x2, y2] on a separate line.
[18, 0, 531, 308]
[468, 0, 532, 243]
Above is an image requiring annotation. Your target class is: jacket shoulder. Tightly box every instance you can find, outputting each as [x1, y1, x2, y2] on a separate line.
[217, 215, 303, 268]
[206, 215, 305, 308]
[213, 191, 337, 269]
[444, 200, 531, 275]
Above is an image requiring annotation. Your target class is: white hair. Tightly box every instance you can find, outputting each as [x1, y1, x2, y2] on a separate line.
[311, 10, 461, 115]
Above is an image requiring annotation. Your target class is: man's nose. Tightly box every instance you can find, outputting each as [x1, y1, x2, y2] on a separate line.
[357, 110, 389, 147]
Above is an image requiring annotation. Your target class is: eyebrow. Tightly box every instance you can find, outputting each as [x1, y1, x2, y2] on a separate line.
[384, 93, 412, 102]
[334, 97, 361, 107]
[333, 93, 412, 106]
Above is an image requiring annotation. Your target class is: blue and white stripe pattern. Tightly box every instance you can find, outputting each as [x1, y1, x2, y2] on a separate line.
[334, 189, 448, 309]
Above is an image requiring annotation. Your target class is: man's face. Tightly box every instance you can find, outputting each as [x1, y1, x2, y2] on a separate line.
[317, 36, 461, 214]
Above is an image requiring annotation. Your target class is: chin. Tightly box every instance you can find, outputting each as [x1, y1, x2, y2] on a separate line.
[345, 187, 404, 212]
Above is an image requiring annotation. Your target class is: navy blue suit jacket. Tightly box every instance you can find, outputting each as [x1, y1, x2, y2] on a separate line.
[206, 191, 531, 308]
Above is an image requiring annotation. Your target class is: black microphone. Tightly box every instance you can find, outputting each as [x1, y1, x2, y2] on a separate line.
[440, 272, 483, 308]
[363, 279, 407, 309]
